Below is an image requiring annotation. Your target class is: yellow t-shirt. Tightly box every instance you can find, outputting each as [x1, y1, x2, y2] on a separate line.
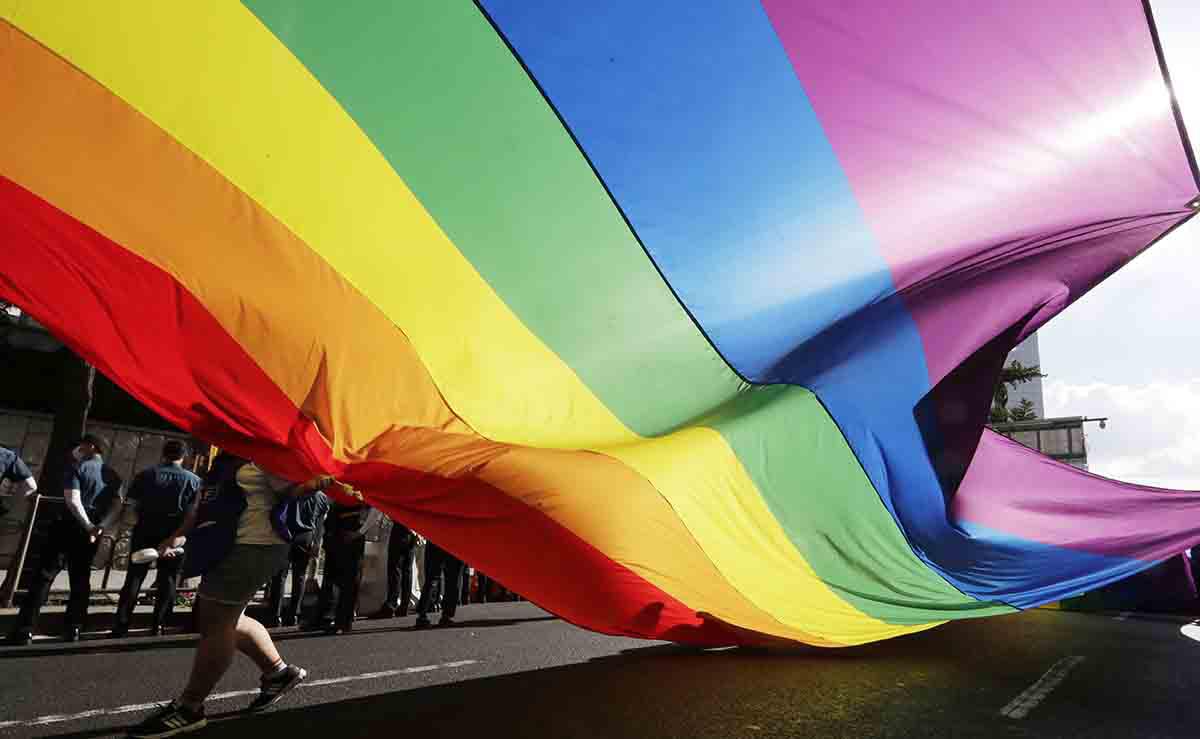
[234, 464, 290, 546]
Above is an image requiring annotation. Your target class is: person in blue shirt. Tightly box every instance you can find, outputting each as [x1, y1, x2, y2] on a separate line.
[111, 440, 201, 638]
[0, 444, 37, 493]
[0, 444, 37, 520]
[6, 434, 121, 645]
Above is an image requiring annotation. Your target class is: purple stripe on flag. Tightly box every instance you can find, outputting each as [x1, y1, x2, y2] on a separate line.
[762, 0, 1200, 570]
[955, 432, 1200, 562]
[761, 0, 1197, 385]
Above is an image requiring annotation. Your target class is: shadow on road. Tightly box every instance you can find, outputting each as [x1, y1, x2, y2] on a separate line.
[41, 645, 863, 739]
[35, 610, 1200, 739]
[43, 616, 1037, 739]
[0, 615, 561, 660]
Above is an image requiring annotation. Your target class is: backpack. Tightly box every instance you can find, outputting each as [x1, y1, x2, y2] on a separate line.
[270, 489, 330, 551]
[181, 462, 248, 579]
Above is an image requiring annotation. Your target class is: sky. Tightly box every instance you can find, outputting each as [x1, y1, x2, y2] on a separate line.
[1039, 0, 1200, 489]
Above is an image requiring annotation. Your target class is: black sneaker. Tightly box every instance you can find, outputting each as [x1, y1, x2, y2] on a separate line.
[246, 664, 307, 712]
[127, 700, 207, 738]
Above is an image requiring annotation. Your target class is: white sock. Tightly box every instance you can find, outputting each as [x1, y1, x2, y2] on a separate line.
[265, 661, 288, 679]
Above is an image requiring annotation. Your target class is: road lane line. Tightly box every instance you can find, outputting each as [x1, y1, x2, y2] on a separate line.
[0, 660, 479, 731]
[301, 661, 458, 687]
[1113, 612, 1131, 621]
[208, 689, 259, 700]
[23, 710, 107, 726]
[999, 656, 1085, 719]
[106, 702, 164, 715]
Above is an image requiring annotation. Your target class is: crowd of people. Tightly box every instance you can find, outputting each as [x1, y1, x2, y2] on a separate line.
[1, 437, 508, 737]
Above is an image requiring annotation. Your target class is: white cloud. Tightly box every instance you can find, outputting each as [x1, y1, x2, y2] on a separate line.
[1044, 379, 1200, 489]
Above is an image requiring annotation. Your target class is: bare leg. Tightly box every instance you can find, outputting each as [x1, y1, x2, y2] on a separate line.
[235, 613, 284, 674]
[179, 599, 242, 710]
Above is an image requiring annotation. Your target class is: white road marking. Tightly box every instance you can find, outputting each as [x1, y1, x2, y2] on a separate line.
[1113, 612, 1131, 621]
[0, 660, 479, 731]
[305, 664, 440, 687]
[1180, 621, 1200, 642]
[208, 689, 259, 700]
[23, 710, 108, 727]
[999, 656, 1085, 719]
[106, 702, 163, 715]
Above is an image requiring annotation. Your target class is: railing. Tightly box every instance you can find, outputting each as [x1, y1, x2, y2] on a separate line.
[0, 492, 42, 608]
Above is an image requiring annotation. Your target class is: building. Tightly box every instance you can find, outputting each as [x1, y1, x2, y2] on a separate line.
[991, 416, 1089, 470]
[991, 333, 1089, 469]
[1003, 333, 1045, 419]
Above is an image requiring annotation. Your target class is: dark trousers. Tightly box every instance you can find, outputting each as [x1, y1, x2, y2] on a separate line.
[462, 570, 491, 604]
[15, 516, 99, 633]
[385, 524, 415, 613]
[417, 543, 463, 620]
[114, 528, 183, 631]
[269, 543, 314, 624]
[317, 534, 365, 627]
[476, 572, 490, 603]
[426, 571, 442, 611]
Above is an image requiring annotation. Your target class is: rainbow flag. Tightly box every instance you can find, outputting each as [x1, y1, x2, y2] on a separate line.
[2, 1, 1199, 647]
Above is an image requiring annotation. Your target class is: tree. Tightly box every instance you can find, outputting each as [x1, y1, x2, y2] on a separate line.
[0, 300, 95, 491]
[39, 350, 95, 494]
[990, 360, 1045, 424]
[0, 301, 96, 603]
[1008, 398, 1038, 422]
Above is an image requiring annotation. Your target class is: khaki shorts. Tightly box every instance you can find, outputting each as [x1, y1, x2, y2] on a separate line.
[196, 543, 290, 607]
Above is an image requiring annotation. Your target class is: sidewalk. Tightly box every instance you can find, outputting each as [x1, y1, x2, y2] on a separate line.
[0, 568, 260, 649]
[0, 603, 197, 654]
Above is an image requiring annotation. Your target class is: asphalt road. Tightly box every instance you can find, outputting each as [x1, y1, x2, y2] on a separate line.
[1, 602, 1199, 738]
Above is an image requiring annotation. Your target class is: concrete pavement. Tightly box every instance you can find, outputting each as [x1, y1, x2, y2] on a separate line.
[2, 602, 1199, 738]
